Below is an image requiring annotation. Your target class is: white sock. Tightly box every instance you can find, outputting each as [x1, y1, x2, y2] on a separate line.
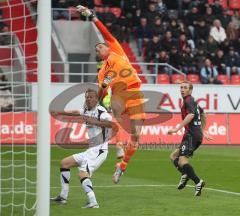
[60, 168, 70, 199]
[87, 191, 97, 204]
[81, 177, 97, 204]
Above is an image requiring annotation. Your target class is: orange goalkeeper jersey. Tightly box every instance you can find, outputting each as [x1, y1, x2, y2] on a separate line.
[95, 19, 141, 93]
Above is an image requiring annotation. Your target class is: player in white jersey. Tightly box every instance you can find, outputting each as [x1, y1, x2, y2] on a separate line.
[51, 89, 113, 208]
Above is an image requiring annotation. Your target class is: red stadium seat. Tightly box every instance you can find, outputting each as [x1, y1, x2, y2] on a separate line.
[227, 10, 234, 16]
[219, 0, 228, 8]
[110, 8, 122, 18]
[94, 0, 102, 6]
[140, 76, 148, 83]
[171, 74, 185, 84]
[231, 75, 240, 85]
[94, 6, 104, 13]
[217, 75, 229, 84]
[156, 74, 170, 84]
[229, 0, 240, 9]
[133, 65, 141, 72]
[187, 74, 200, 84]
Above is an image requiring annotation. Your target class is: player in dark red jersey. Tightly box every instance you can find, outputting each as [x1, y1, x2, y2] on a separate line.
[168, 81, 212, 196]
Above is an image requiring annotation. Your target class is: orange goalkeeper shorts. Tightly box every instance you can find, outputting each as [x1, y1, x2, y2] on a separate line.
[111, 82, 145, 120]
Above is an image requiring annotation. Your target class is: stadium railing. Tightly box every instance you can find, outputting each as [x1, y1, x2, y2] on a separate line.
[49, 61, 186, 84]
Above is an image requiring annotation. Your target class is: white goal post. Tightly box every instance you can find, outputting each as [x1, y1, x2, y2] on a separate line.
[36, 0, 51, 216]
[0, 0, 51, 215]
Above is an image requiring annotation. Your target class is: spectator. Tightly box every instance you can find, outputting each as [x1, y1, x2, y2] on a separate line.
[169, 46, 182, 74]
[106, 22, 121, 41]
[145, 35, 161, 62]
[85, 0, 94, 8]
[117, 13, 131, 42]
[181, 0, 193, 10]
[212, 49, 226, 75]
[231, 10, 240, 30]
[151, 16, 165, 37]
[178, 33, 195, 53]
[190, 0, 203, 8]
[226, 22, 239, 44]
[220, 9, 232, 29]
[122, 0, 140, 15]
[121, 0, 140, 26]
[0, 73, 14, 112]
[204, 7, 216, 27]
[204, 35, 218, 57]
[200, 58, 222, 84]
[131, 9, 142, 28]
[100, 5, 117, 24]
[195, 19, 209, 46]
[161, 30, 177, 52]
[234, 38, 240, 54]
[154, 50, 169, 74]
[219, 39, 230, 54]
[97, 6, 120, 39]
[197, 0, 209, 14]
[135, 17, 152, 56]
[195, 47, 207, 69]
[145, 3, 159, 28]
[178, 33, 188, 52]
[181, 46, 198, 74]
[52, 0, 69, 20]
[167, 19, 179, 39]
[155, 0, 167, 16]
[209, 19, 227, 44]
[224, 47, 240, 79]
[210, 0, 223, 19]
[166, 7, 178, 21]
[178, 21, 191, 38]
[184, 6, 200, 39]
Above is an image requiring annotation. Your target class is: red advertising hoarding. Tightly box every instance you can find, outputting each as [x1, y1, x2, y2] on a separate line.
[0, 112, 239, 145]
[228, 114, 240, 145]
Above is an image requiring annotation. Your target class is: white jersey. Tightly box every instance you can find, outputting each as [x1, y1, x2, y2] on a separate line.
[79, 104, 112, 149]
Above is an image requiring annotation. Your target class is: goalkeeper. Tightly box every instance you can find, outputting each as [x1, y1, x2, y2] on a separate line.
[77, 6, 145, 184]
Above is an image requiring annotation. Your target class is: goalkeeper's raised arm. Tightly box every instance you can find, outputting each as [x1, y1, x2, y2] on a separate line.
[76, 5, 126, 57]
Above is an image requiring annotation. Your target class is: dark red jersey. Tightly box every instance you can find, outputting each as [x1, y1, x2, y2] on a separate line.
[181, 95, 203, 139]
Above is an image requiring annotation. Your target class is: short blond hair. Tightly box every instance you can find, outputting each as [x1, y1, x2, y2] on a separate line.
[181, 80, 193, 90]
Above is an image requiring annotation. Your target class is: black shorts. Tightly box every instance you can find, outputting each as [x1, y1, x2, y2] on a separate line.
[179, 133, 202, 157]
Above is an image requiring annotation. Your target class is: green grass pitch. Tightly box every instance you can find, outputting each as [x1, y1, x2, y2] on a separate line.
[1, 146, 240, 216]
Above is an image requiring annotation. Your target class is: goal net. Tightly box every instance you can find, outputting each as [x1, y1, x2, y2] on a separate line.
[0, 0, 50, 215]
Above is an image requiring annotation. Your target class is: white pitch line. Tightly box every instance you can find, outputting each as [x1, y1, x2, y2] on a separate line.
[60, 184, 240, 196]
[2, 184, 240, 196]
[1, 159, 240, 162]
[91, 184, 240, 196]
[195, 186, 240, 196]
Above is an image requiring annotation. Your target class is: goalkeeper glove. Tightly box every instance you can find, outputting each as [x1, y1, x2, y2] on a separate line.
[76, 5, 95, 19]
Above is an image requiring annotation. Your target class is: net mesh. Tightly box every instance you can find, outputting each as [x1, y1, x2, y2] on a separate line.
[0, 0, 38, 215]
